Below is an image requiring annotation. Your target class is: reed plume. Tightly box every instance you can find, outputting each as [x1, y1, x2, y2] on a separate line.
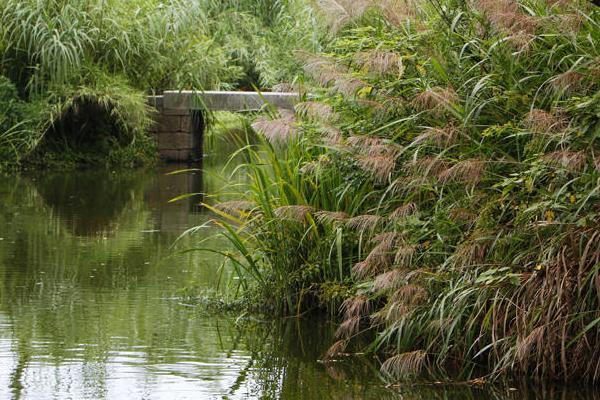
[543, 150, 587, 172]
[346, 214, 383, 233]
[274, 205, 314, 222]
[380, 350, 427, 378]
[390, 203, 418, 220]
[438, 159, 486, 185]
[412, 86, 458, 116]
[252, 111, 298, 144]
[315, 210, 350, 224]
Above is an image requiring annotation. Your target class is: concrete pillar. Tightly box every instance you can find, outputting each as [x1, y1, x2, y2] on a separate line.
[147, 95, 203, 163]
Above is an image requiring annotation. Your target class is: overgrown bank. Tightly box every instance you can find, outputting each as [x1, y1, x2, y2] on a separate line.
[0, 0, 321, 171]
[212, 0, 600, 385]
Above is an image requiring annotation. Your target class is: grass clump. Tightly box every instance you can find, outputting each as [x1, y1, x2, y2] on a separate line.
[209, 0, 600, 385]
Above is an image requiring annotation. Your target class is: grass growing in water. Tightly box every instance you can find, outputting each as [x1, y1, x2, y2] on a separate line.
[208, 0, 600, 385]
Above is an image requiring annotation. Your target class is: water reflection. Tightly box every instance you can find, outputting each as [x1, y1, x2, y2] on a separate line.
[0, 161, 598, 398]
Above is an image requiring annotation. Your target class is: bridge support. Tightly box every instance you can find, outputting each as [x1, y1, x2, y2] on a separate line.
[147, 91, 299, 162]
[147, 96, 203, 162]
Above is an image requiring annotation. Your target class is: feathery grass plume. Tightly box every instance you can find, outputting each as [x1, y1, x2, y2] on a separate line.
[407, 156, 449, 178]
[273, 205, 314, 222]
[335, 315, 362, 339]
[412, 125, 460, 147]
[475, 0, 536, 35]
[356, 154, 397, 184]
[321, 124, 344, 146]
[362, 245, 395, 274]
[454, 235, 491, 266]
[552, 13, 584, 33]
[380, 350, 427, 378]
[515, 326, 546, 363]
[506, 32, 536, 53]
[346, 214, 383, 233]
[355, 99, 390, 120]
[316, 0, 372, 33]
[347, 135, 384, 149]
[354, 50, 405, 76]
[300, 161, 319, 174]
[302, 54, 346, 86]
[394, 244, 417, 267]
[251, 111, 298, 144]
[215, 201, 256, 217]
[372, 232, 403, 250]
[341, 295, 371, 319]
[450, 207, 478, 223]
[367, 143, 402, 158]
[323, 339, 349, 361]
[353, 260, 379, 279]
[371, 300, 412, 324]
[373, 269, 406, 292]
[272, 82, 306, 94]
[378, 0, 417, 26]
[523, 109, 567, 134]
[412, 86, 458, 116]
[390, 203, 418, 220]
[315, 210, 350, 224]
[301, 154, 332, 174]
[550, 71, 585, 95]
[296, 101, 337, 123]
[543, 150, 587, 172]
[391, 284, 428, 306]
[331, 75, 369, 96]
[362, 232, 404, 272]
[438, 159, 486, 185]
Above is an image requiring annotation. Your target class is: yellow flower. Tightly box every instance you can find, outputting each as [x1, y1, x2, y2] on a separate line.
[569, 195, 576, 204]
[423, 240, 431, 250]
[544, 210, 555, 222]
[534, 264, 544, 271]
[357, 86, 373, 98]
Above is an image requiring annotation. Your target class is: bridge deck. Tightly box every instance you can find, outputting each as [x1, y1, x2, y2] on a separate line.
[148, 90, 300, 162]
[162, 90, 299, 112]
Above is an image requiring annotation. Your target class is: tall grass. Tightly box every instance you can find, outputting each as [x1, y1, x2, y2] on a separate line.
[0, 0, 322, 169]
[210, 0, 600, 384]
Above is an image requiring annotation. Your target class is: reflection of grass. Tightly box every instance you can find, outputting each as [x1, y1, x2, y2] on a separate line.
[0, 170, 231, 351]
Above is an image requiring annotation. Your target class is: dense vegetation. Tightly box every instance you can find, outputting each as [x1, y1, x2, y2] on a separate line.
[0, 0, 320, 170]
[212, 0, 600, 385]
[2, 0, 599, 388]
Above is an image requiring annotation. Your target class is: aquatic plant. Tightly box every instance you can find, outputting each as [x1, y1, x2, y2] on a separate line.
[210, 0, 600, 385]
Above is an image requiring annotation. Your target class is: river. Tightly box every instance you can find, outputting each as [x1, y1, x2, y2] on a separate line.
[0, 138, 598, 399]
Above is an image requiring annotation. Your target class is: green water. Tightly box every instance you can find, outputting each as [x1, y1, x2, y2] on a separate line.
[0, 159, 598, 399]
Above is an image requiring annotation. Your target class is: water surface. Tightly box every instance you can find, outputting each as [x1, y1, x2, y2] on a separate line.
[0, 159, 598, 399]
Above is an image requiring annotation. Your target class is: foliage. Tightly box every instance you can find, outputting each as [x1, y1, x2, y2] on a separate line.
[211, 0, 600, 384]
[0, 0, 322, 169]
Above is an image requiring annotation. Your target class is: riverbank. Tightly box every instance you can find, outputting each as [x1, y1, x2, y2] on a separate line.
[211, 0, 600, 385]
[0, 0, 321, 172]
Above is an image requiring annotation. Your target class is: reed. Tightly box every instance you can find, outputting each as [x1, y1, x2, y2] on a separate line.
[209, 0, 600, 385]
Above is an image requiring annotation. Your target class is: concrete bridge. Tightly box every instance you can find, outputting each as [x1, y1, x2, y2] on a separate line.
[148, 91, 299, 161]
